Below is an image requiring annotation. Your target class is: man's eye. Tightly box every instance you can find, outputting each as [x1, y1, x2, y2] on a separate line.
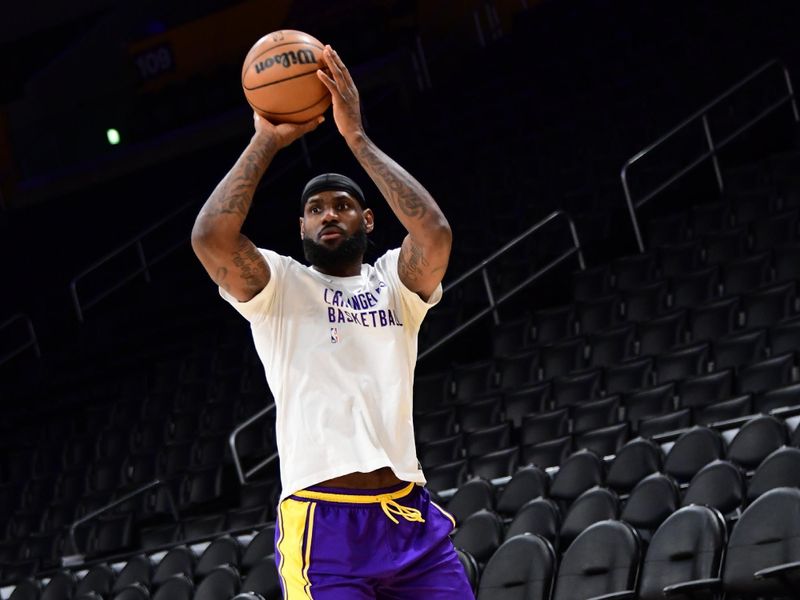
[311, 207, 321, 214]
[337, 203, 349, 211]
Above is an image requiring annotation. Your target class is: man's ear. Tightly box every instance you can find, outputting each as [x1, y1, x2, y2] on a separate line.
[299, 217, 305, 239]
[364, 208, 375, 233]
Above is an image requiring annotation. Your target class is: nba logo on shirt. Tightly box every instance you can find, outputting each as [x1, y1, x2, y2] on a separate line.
[330, 327, 340, 343]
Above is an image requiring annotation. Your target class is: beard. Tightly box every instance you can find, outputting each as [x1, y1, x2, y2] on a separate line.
[303, 224, 368, 272]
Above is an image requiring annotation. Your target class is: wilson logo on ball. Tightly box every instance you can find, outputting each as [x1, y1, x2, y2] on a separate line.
[254, 49, 317, 73]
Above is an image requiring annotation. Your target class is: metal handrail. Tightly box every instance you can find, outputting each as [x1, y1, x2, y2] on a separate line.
[0, 313, 41, 366]
[69, 200, 195, 322]
[228, 210, 584, 483]
[229, 404, 277, 485]
[418, 210, 585, 360]
[621, 59, 800, 252]
[64, 479, 178, 564]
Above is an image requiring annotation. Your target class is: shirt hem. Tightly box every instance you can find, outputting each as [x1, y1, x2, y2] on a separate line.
[279, 462, 426, 502]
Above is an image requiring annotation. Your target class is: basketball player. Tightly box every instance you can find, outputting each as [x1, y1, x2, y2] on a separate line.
[191, 45, 473, 599]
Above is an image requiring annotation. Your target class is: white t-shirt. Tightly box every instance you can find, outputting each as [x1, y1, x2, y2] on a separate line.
[219, 247, 442, 500]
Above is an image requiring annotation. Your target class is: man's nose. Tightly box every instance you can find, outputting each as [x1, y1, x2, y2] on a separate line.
[321, 207, 339, 222]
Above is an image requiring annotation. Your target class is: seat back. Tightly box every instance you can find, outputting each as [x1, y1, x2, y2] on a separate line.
[723, 487, 800, 597]
[553, 520, 640, 600]
[477, 534, 556, 600]
[638, 505, 727, 600]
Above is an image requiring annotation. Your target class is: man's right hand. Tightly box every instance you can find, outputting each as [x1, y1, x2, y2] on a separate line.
[253, 111, 325, 149]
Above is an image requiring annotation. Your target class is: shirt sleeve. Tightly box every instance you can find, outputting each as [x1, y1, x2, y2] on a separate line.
[376, 248, 443, 328]
[218, 248, 288, 324]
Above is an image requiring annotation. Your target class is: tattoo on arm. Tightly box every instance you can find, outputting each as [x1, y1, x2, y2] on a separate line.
[352, 138, 429, 221]
[199, 138, 277, 221]
[231, 237, 269, 293]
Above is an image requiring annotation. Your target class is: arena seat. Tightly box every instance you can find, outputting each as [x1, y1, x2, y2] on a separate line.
[445, 478, 495, 525]
[494, 466, 549, 519]
[520, 409, 569, 447]
[678, 368, 735, 408]
[623, 383, 676, 427]
[193, 564, 239, 600]
[151, 573, 193, 600]
[746, 446, 800, 505]
[470, 448, 519, 481]
[571, 395, 621, 434]
[575, 295, 622, 335]
[194, 535, 240, 578]
[605, 437, 663, 494]
[451, 509, 504, 565]
[558, 486, 619, 551]
[551, 520, 640, 600]
[690, 296, 740, 341]
[741, 281, 796, 328]
[620, 472, 681, 545]
[726, 414, 788, 471]
[663, 426, 725, 484]
[493, 350, 540, 390]
[502, 382, 551, 428]
[574, 422, 629, 457]
[548, 450, 605, 509]
[465, 423, 512, 457]
[587, 323, 637, 367]
[531, 305, 575, 343]
[671, 266, 721, 309]
[239, 559, 280, 599]
[505, 498, 560, 546]
[681, 459, 745, 518]
[637, 505, 726, 600]
[476, 534, 555, 600]
[605, 357, 654, 395]
[736, 352, 795, 395]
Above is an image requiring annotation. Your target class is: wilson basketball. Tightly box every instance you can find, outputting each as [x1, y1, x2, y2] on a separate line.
[241, 30, 331, 124]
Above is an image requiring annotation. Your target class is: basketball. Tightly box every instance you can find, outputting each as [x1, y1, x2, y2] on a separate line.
[241, 30, 331, 124]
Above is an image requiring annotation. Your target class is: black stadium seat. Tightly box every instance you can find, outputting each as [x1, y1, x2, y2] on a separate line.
[495, 466, 549, 518]
[451, 509, 504, 565]
[477, 534, 556, 600]
[605, 437, 663, 494]
[552, 520, 640, 600]
[726, 414, 788, 471]
[663, 426, 725, 484]
[681, 459, 745, 518]
[558, 486, 619, 550]
[548, 450, 605, 508]
[637, 505, 727, 600]
[746, 446, 800, 505]
[620, 472, 681, 544]
[505, 498, 561, 546]
[445, 478, 495, 525]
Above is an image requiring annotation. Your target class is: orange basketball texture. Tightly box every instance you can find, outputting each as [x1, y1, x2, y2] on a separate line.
[241, 30, 331, 124]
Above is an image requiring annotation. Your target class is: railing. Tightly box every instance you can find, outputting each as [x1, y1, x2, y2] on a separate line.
[228, 210, 584, 483]
[228, 404, 277, 486]
[418, 210, 585, 360]
[69, 200, 196, 322]
[621, 59, 800, 252]
[0, 313, 40, 366]
[64, 479, 178, 565]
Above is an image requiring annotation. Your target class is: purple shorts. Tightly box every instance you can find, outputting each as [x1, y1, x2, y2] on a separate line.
[274, 481, 475, 599]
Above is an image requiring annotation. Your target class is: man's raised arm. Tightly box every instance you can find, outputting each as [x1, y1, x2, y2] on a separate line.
[317, 46, 452, 301]
[191, 113, 322, 302]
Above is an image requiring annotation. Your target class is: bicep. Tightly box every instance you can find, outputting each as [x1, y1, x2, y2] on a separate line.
[192, 233, 270, 302]
[398, 234, 450, 301]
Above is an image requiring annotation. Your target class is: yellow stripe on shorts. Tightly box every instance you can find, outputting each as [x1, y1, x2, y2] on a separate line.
[276, 498, 316, 600]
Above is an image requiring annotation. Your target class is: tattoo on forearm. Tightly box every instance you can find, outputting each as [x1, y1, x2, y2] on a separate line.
[200, 138, 277, 221]
[352, 137, 429, 220]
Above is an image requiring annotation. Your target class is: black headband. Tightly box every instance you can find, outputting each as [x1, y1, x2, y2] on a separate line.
[301, 173, 367, 211]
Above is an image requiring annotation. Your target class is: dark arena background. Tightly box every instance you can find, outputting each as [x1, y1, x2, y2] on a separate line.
[3, 1, 800, 598]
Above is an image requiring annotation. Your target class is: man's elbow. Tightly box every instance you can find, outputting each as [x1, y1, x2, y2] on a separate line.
[429, 217, 453, 254]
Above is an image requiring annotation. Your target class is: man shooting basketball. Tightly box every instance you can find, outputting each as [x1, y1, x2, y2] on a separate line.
[191, 45, 474, 599]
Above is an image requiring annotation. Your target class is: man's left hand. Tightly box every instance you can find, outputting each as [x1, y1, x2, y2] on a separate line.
[317, 45, 364, 142]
